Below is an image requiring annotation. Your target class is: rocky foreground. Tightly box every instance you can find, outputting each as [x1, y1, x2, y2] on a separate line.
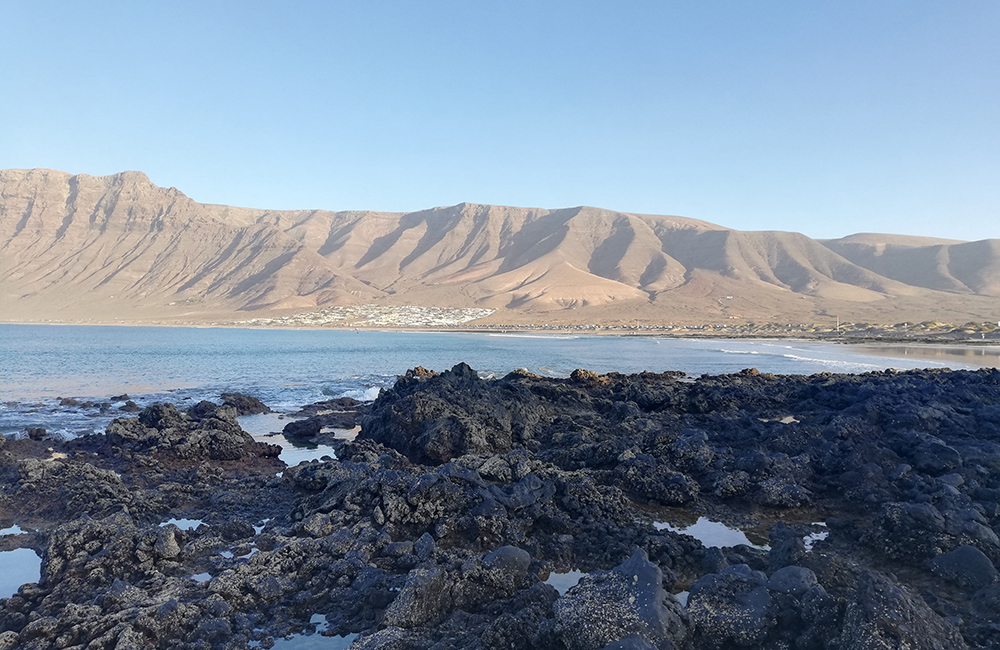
[2, 365, 1000, 649]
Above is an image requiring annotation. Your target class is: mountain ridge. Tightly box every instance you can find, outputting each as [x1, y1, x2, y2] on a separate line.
[2, 168, 998, 325]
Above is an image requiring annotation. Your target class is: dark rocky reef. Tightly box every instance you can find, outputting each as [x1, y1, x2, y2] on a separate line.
[104, 401, 282, 462]
[283, 397, 370, 442]
[1, 365, 999, 649]
[362, 364, 542, 464]
[220, 393, 272, 416]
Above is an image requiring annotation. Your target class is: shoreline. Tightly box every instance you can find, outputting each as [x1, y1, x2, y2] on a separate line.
[3, 318, 1000, 346]
[1, 365, 997, 648]
[3, 336, 999, 442]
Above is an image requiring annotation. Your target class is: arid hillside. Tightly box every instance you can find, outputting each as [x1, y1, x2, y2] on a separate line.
[2, 169, 998, 325]
[822, 233, 1000, 297]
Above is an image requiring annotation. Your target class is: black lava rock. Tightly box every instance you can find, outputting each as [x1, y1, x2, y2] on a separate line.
[221, 392, 272, 415]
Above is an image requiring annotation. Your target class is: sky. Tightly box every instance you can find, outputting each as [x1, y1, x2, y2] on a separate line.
[1, 1, 997, 240]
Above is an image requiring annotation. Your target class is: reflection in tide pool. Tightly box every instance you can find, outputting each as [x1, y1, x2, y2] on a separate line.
[655, 517, 770, 550]
[278, 442, 338, 466]
[238, 413, 295, 437]
[0, 524, 26, 535]
[162, 518, 204, 530]
[803, 524, 829, 551]
[0, 548, 41, 598]
[266, 620, 358, 650]
[269, 632, 357, 649]
[544, 570, 588, 595]
[238, 413, 339, 466]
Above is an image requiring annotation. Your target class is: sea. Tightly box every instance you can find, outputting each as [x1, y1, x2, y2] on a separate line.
[1, 324, 999, 439]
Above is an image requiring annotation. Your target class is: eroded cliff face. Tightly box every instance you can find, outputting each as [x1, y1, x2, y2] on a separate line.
[3, 168, 1000, 325]
[0, 169, 381, 319]
[2, 366, 999, 649]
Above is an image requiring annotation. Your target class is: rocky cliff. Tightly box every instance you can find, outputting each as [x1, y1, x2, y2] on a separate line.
[2, 168, 999, 324]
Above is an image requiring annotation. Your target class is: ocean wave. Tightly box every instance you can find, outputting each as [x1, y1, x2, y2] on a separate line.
[714, 344, 961, 372]
[778, 354, 884, 370]
[333, 385, 383, 402]
[487, 334, 580, 340]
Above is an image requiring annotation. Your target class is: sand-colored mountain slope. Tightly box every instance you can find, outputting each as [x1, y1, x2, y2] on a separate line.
[823, 235, 1000, 297]
[2, 169, 999, 324]
[0, 169, 382, 318]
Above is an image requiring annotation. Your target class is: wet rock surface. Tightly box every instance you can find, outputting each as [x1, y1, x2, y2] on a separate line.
[283, 397, 370, 442]
[1, 365, 999, 648]
[220, 393, 272, 416]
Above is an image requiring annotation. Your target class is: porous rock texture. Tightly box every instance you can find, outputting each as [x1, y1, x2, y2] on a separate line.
[1, 365, 999, 648]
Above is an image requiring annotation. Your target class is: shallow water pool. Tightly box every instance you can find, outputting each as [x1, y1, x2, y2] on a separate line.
[803, 524, 829, 550]
[265, 617, 358, 650]
[162, 518, 205, 530]
[544, 570, 587, 595]
[0, 548, 41, 599]
[654, 517, 770, 550]
[278, 441, 338, 466]
[239, 413, 341, 465]
[268, 633, 357, 649]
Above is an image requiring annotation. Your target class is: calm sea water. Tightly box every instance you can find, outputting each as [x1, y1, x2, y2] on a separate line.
[0, 324, 992, 438]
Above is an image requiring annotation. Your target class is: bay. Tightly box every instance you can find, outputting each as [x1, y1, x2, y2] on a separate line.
[0, 324, 991, 438]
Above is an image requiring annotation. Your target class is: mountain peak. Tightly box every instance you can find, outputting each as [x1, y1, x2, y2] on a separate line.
[1, 168, 999, 324]
[105, 170, 152, 184]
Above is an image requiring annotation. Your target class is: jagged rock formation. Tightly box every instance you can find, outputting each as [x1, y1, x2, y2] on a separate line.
[3, 366, 1000, 648]
[2, 168, 999, 324]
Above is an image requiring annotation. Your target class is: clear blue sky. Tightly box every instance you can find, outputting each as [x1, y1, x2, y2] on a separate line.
[2, 1, 997, 240]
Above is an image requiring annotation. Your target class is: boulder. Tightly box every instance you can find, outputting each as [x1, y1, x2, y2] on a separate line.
[767, 566, 818, 597]
[929, 545, 999, 591]
[138, 402, 187, 429]
[283, 418, 322, 440]
[220, 392, 272, 415]
[971, 584, 1000, 621]
[381, 567, 453, 628]
[554, 548, 689, 650]
[839, 571, 968, 649]
[483, 546, 531, 576]
[106, 403, 279, 461]
[768, 521, 807, 571]
[615, 457, 699, 506]
[866, 502, 950, 561]
[17, 459, 139, 521]
[754, 476, 811, 507]
[688, 564, 773, 647]
[360, 363, 542, 464]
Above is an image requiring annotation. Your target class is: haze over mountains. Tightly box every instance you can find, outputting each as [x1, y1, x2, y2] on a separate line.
[1, 169, 998, 326]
